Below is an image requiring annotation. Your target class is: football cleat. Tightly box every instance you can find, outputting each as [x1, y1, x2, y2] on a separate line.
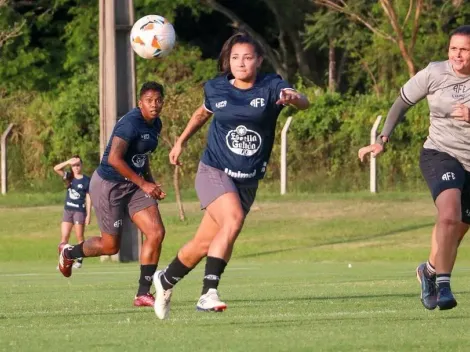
[133, 293, 155, 307]
[153, 271, 173, 319]
[58, 243, 75, 278]
[196, 289, 227, 312]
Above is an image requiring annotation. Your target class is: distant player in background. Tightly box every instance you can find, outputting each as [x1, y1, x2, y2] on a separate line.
[53, 155, 91, 269]
[359, 25, 470, 311]
[58, 82, 167, 308]
[153, 32, 310, 319]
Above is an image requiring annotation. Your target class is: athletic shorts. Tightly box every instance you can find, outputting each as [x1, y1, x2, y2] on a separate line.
[420, 148, 470, 224]
[62, 210, 86, 225]
[90, 171, 157, 235]
[195, 162, 258, 215]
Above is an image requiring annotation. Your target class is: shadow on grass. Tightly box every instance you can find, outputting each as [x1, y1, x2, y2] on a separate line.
[239, 222, 434, 259]
[5, 290, 470, 321]
[219, 314, 470, 328]
[228, 291, 470, 303]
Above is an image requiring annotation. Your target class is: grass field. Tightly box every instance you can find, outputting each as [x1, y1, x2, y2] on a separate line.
[2, 192, 470, 351]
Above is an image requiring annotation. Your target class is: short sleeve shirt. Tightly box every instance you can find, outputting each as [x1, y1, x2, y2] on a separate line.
[401, 60, 470, 170]
[201, 73, 292, 183]
[97, 108, 162, 182]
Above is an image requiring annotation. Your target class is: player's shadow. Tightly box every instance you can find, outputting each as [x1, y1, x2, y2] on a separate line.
[239, 222, 434, 259]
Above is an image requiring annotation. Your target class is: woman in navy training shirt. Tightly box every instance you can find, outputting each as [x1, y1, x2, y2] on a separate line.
[54, 155, 91, 269]
[58, 82, 167, 308]
[153, 32, 310, 319]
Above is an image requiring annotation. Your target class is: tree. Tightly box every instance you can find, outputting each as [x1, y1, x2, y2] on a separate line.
[304, 9, 355, 92]
[201, 0, 288, 79]
[261, 0, 315, 81]
[0, 0, 25, 49]
[200, 0, 318, 83]
[314, 0, 422, 78]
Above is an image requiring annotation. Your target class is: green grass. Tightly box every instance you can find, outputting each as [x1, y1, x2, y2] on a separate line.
[0, 188, 200, 208]
[0, 191, 65, 207]
[2, 192, 470, 351]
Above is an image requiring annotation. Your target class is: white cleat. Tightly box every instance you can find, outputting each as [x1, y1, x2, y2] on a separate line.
[72, 262, 82, 269]
[196, 289, 227, 312]
[153, 270, 173, 320]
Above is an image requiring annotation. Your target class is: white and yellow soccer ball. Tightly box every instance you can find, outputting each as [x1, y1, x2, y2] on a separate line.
[130, 15, 176, 59]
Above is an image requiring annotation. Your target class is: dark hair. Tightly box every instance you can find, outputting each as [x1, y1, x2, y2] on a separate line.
[139, 81, 164, 98]
[65, 155, 81, 188]
[218, 32, 264, 74]
[450, 25, 470, 39]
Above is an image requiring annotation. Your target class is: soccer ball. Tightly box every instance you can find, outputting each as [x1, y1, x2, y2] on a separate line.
[130, 15, 176, 59]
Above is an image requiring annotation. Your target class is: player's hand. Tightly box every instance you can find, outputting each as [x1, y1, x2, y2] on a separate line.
[169, 142, 184, 166]
[451, 103, 470, 122]
[141, 181, 166, 200]
[85, 216, 91, 225]
[358, 143, 384, 162]
[276, 89, 301, 105]
[68, 157, 81, 165]
[156, 187, 166, 200]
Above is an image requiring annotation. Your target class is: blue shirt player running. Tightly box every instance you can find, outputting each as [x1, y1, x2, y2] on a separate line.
[152, 32, 310, 319]
[58, 82, 167, 308]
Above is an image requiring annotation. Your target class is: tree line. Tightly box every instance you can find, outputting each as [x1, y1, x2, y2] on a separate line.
[0, 0, 469, 192]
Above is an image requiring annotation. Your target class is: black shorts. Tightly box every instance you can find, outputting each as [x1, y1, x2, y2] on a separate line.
[420, 148, 470, 223]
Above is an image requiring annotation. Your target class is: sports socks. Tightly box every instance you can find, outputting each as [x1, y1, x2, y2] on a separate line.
[160, 256, 192, 290]
[436, 273, 451, 290]
[137, 264, 157, 296]
[63, 242, 85, 259]
[424, 260, 436, 279]
[201, 256, 227, 295]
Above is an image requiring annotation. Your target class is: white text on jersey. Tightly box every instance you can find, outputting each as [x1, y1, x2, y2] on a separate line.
[250, 98, 265, 107]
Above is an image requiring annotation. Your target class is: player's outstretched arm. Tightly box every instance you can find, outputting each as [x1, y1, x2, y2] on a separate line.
[276, 89, 310, 110]
[169, 105, 213, 166]
[358, 96, 412, 162]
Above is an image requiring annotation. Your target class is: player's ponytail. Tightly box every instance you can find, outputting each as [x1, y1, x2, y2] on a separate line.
[217, 32, 264, 75]
[64, 171, 74, 189]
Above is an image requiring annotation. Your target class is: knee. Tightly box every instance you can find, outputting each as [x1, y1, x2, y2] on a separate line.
[221, 212, 245, 238]
[437, 215, 461, 228]
[146, 226, 166, 245]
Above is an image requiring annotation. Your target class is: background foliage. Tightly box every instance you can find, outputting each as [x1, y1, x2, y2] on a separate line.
[0, 0, 469, 192]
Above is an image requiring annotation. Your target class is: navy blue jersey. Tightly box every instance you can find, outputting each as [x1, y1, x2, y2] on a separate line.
[201, 73, 291, 183]
[97, 108, 162, 182]
[63, 173, 90, 212]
